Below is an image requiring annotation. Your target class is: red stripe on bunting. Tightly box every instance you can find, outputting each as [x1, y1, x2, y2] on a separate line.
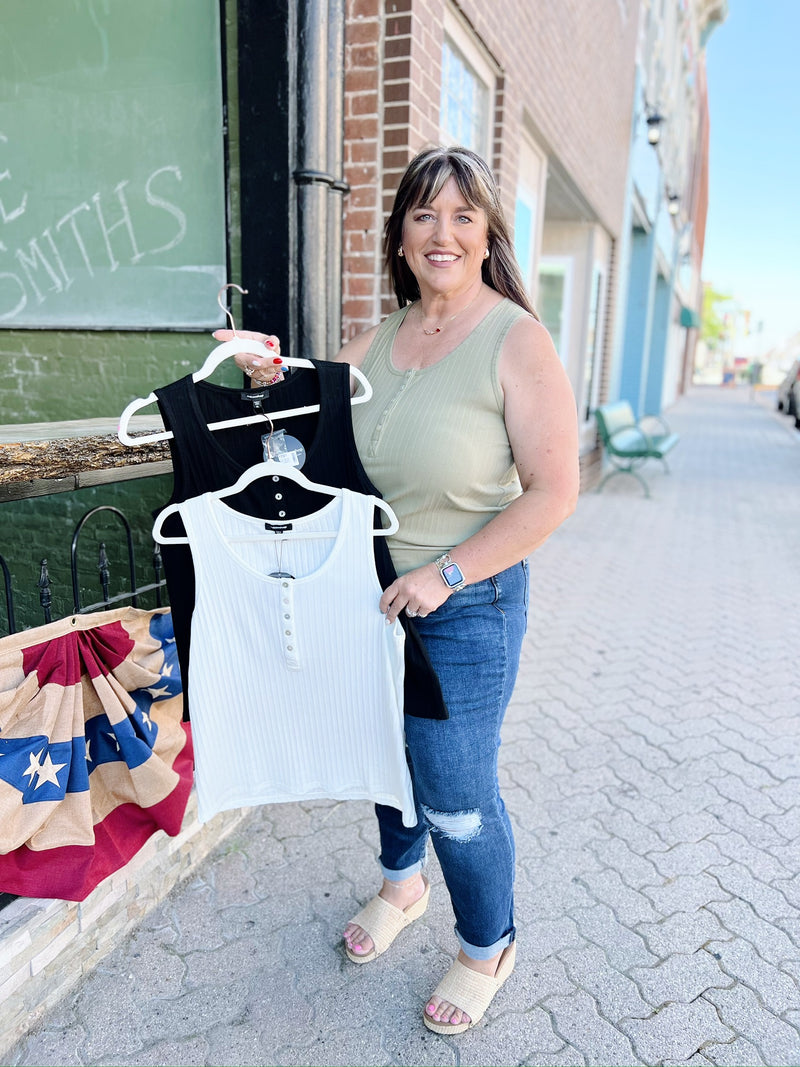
[20, 622, 135, 687]
[0, 724, 193, 902]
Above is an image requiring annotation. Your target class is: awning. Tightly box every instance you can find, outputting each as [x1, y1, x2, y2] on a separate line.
[680, 306, 701, 329]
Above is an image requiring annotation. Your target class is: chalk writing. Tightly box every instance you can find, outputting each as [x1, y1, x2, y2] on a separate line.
[0, 131, 29, 254]
[0, 162, 188, 322]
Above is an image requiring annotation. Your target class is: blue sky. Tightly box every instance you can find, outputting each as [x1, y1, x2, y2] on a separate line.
[703, 0, 800, 352]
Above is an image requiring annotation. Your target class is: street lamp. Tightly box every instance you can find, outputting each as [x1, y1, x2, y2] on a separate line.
[646, 111, 664, 145]
[667, 192, 680, 216]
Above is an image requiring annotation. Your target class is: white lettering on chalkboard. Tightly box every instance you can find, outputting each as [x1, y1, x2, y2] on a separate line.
[0, 132, 29, 253]
[144, 166, 187, 256]
[92, 180, 143, 270]
[56, 204, 94, 277]
[15, 237, 64, 303]
[0, 162, 189, 322]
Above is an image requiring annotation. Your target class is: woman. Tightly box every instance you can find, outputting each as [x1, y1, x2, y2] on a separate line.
[231, 146, 578, 1033]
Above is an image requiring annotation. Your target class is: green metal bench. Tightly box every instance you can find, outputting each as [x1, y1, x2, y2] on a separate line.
[594, 399, 680, 497]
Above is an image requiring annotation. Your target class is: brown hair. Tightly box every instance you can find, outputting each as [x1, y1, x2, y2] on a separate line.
[383, 146, 537, 317]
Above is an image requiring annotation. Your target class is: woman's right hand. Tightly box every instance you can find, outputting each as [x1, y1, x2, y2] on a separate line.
[212, 328, 283, 383]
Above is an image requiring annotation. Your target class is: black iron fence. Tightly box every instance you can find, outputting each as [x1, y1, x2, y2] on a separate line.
[2, 505, 167, 635]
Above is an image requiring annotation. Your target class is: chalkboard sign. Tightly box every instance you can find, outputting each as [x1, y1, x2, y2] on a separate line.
[0, 0, 227, 329]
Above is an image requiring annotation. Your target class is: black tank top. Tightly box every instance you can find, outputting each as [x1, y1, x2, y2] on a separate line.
[154, 361, 446, 721]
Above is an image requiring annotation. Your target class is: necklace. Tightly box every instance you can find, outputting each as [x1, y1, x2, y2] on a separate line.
[418, 289, 482, 335]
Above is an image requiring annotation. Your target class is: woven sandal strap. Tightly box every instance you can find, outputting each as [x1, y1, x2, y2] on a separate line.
[348, 894, 413, 955]
[431, 958, 503, 1024]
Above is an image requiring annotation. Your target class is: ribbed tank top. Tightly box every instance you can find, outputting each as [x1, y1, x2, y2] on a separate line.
[153, 363, 446, 721]
[178, 487, 415, 826]
[352, 298, 530, 575]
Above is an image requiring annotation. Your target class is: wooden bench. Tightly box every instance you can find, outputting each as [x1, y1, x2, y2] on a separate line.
[594, 400, 680, 497]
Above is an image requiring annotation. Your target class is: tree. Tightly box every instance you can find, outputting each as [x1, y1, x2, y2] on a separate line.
[701, 283, 733, 352]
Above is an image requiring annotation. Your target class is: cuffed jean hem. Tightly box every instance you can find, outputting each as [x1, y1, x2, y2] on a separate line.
[380, 858, 425, 882]
[456, 926, 515, 961]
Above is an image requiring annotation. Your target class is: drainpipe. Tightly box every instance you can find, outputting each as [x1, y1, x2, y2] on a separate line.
[294, 0, 349, 360]
[326, 0, 348, 356]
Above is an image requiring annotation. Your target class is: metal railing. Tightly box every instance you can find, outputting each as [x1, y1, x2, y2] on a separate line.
[2, 506, 167, 635]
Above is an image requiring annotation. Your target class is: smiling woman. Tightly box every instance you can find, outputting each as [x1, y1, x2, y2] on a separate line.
[220, 145, 579, 1036]
[332, 146, 579, 1033]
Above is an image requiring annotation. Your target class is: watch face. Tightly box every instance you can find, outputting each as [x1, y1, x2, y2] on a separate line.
[442, 562, 464, 587]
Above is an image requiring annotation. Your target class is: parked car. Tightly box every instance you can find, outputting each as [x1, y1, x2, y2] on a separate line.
[776, 359, 800, 416]
[792, 377, 800, 431]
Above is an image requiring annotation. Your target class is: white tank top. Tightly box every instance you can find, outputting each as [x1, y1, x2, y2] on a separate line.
[178, 487, 415, 826]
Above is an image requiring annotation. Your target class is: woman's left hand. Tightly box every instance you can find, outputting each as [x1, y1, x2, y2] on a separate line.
[380, 563, 453, 623]
[212, 327, 282, 382]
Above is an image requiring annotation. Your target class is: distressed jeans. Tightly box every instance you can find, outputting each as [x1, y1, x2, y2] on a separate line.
[375, 561, 529, 960]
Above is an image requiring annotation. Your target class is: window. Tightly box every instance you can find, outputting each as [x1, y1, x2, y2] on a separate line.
[440, 39, 489, 155]
[513, 135, 547, 302]
[538, 260, 572, 366]
[439, 14, 495, 158]
[582, 266, 606, 420]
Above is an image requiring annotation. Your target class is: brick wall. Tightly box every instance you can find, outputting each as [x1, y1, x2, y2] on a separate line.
[342, 0, 384, 342]
[340, 0, 639, 343]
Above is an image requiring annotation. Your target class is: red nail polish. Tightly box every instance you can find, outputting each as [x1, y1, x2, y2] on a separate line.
[272, 357, 283, 365]
[266, 339, 275, 347]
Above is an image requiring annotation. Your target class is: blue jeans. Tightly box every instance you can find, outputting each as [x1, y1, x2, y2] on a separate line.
[375, 561, 529, 960]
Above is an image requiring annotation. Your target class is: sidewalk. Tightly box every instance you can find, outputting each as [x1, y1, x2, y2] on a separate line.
[5, 385, 800, 1067]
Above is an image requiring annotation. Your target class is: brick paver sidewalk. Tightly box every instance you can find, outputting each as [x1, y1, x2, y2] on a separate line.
[6, 385, 800, 1067]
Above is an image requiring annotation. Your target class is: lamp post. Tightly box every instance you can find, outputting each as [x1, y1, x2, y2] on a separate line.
[646, 111, 664, 145]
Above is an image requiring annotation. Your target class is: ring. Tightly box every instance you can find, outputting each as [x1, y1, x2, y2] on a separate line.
[406, 608, 418, 617]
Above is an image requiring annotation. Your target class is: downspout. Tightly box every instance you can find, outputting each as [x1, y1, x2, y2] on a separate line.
[326, 0, 348, 356]
[294, 0, 349, 361]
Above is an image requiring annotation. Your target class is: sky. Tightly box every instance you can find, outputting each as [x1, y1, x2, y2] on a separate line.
[702, 0, 800, 356]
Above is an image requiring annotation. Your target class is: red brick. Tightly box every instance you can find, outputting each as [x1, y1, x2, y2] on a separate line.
[382, 147, 412, 171]
[346, 274, 379, 297]
[384, 104, 410, 125]
[343, 207, 379, 231]
[386, 15, 411, 36]
[346, 230, 378, 253]
[383, 57, 411, 81]
[345, 116, 379, 140]
[385, 35, 412, 59]
[384, 81, 411, 104]
[346, 20, 380, 45]
[349, 43, 380, 68]
[350, 0, 380, 17]
[347, 185, 378, 209]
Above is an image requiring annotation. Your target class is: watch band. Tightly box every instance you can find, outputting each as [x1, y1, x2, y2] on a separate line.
[434, 552, 466, 592]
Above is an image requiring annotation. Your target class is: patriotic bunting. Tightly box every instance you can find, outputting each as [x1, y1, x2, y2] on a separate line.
[0, 607, 192, 901]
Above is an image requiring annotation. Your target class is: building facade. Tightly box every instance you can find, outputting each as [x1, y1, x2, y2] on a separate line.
[340, 0, 724, 479]
[342, 0, 640, 480]
[1, 0, 725, 630]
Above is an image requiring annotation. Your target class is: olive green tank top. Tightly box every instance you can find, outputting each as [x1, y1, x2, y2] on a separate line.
[352, 298, 530, 576]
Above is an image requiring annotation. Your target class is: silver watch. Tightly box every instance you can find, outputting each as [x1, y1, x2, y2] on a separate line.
[434, 552, 466, 591]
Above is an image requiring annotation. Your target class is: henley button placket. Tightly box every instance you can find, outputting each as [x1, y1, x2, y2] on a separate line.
[279, 580, 300, 669]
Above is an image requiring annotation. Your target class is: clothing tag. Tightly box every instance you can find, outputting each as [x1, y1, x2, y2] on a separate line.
[261, 428, 307, 468]
[240, 387, 272, 401]
[265, 522, 293, 533]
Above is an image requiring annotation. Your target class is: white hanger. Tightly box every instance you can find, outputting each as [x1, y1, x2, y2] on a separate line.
[117, 285, 372, 446]
[152, 461, 398, 545]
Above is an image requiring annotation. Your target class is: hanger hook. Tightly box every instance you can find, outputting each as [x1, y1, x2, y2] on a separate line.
[262, 414, 275, 458]
[216, 283, 248, 335]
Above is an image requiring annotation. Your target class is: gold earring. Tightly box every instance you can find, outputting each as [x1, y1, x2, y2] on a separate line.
[398, 246, 404, 257]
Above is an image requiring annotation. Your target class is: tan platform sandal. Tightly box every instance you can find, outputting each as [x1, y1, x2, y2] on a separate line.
[344, 876, 430, 964]
[423, 940, 517, 1034]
